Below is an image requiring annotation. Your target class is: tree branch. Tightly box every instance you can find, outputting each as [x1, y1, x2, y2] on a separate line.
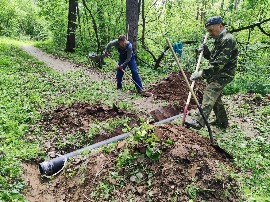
[230, 18, 270, 35]
[258, 25, 270, 36]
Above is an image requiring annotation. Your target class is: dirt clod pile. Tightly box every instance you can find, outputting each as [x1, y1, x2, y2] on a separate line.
[147, 71, 205, 107]
[23, 123, 239, 201]
[27, 101, 140, 155]
[22, 71, 241, 201]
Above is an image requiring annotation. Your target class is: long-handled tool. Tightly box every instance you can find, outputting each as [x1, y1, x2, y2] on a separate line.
[166, 38, 232, 159]
[107, 56, 144, 91]
[182, 33, 209, 126]
[106, 56, 153, 97]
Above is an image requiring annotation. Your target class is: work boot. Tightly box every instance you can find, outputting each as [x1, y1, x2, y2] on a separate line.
[137, 89, 143, 94]
[209, 120, 228, 129]
[184, 119, 203, 130]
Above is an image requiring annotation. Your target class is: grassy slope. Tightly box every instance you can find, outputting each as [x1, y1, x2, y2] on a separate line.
[0, 38, 269, 201]
[198, 95, 270, 201]
[0, 38, 128, 201]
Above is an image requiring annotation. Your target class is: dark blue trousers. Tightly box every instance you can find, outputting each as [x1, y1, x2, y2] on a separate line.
[117, 58, 143, 91]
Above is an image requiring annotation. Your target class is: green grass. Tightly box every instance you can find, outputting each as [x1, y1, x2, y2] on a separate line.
[198, 95, 270, 201]
[0, 38, 139, 201]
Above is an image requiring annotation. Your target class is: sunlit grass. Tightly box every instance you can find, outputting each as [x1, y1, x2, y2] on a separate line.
[198, 95, 270, 201]
[0, 38, 140, 201]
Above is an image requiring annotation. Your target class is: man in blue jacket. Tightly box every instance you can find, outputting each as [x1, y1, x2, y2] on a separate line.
[104, 35, 143, 92]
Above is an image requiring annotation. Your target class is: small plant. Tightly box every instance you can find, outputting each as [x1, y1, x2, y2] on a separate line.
[146, 145, 161, 161]
[185, 184, 199, 200]
[116, 149, 135, 167]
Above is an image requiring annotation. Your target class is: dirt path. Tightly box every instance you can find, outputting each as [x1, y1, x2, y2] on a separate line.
[21, 44, 76, 73]
[20, 44, 170, 117]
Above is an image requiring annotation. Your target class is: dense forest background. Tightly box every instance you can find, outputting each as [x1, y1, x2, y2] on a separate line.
[1, 0, 269, 96]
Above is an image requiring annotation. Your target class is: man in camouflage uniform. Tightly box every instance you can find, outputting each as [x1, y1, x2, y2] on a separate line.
[184, 16, 238, 130]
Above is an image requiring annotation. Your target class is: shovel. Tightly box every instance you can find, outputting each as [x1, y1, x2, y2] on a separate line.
[166, 38, 232, 160]
[182, 33, 208, 126]
[106, 56, 153, 97]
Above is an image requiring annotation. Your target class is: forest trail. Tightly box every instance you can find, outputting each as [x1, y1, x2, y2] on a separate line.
[20, 44, 172, 118]
[21, 44, 76, 73]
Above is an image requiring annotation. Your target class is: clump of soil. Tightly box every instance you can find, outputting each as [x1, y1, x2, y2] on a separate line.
[147, 71, 205, 108]
[144, 103, 181, 122]
[26, 101, 141, 155]
[22, 123, 240, 201]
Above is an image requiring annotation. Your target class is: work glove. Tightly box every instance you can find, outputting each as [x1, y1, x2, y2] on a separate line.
[197, 44, 204, 52]
[197, 44, 210, 58]
[118, 65, 124, 71]
[190, 70, 203, 81]
[103, 51, 109, 57]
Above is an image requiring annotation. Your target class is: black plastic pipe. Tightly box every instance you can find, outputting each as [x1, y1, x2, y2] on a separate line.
[39, 114, 182, 176]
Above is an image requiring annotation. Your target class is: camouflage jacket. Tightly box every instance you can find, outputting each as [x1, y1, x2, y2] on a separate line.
[202, 30, 238, 84]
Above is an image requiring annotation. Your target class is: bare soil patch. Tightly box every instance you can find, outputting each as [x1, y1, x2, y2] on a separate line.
[22, 123, 240, 202]
[26, 101, 140, 156]
[144, 71, 205, 122]
[147, 71, 205, 107]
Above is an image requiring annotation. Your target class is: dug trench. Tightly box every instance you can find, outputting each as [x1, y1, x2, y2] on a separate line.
[21, 71, 241, 201]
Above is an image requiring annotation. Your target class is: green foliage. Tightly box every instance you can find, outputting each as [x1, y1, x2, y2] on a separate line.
[0, 38, 137, 201]
[37, 0, 68, 47]
[1, 0, 270, 77]
[185, 184, 199, 200]
[6, 0, 267, 97]
[116, 149, 138, 168]
[1, 0, 270, 200]
[224, 45, 270, 96]
[116, 122, 161, 168]
[91, 181, 116, 200]
[77, 0, 125, 54]
[0, 0, 49, 40]
[201, 95, 270, 201]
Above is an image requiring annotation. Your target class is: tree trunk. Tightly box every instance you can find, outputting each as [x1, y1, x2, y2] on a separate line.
[126, 0, 139, 55]
[234, 0, 240, 10]
[82, 0, 101, 54]
[220, 0, 224, 10]
[65, 0, 78, 52]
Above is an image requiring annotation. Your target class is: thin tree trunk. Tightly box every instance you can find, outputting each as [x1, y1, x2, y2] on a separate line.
[65, 0, 78, 52]
[234, 0, 240, 10]
[82, 0, 101, 54]
[221, 0, 224, 10]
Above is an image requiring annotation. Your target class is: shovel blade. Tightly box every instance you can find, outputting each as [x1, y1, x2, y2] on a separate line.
[211, 144, 233, 160]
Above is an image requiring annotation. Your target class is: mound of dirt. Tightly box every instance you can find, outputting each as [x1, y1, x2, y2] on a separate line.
[21, 45, 239, 201]
[27, 101, 141, 155]
[22, 123, 240, 201]
[147, 71, 205, 107]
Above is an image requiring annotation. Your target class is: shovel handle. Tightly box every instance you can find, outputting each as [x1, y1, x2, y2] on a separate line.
[186, 33, 209, 105]
[182, 33, 209, 125]
[166, 38, 214, 144]
[107, 56, 143, 91]
[166, 38, 200, 106]
[107, 56, 118, 66]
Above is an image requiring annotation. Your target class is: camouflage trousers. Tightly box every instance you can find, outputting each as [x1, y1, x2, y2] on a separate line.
[193, 81, 228, 127]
